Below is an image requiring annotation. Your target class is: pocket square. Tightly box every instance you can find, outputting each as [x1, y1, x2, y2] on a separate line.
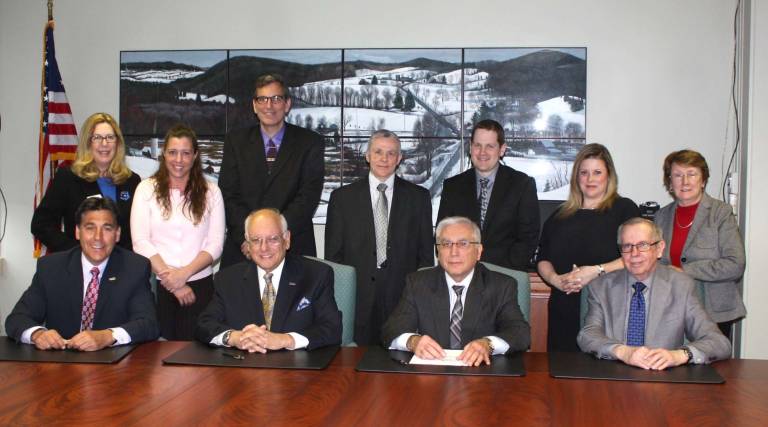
[296, 297, 311, 311]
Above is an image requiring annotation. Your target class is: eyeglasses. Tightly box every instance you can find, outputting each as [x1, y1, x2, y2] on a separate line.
[247, 235, 284, 247]
[670, 172, 701, 182]
[619, 241, 661, 253]
[254, 95, 287, 105]
[435, 240, 480, 250]
[90, 134, 117, 144]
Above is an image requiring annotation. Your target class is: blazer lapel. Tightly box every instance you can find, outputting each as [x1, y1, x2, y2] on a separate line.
[429, 270, 452, 347]
[93, 250, 121, 323]
[266, 123, 297, 185]
[243, 263, 267, 326]
[245, 127, 269, 187]
[611, 270, 631, 343]
[460, 268, 486, 345]
[462, 171, 482, 224]
[645, 267, 671, 344]
[683, 193, 712, 254]
[68, 250, 86, 328]
[482, 166, 507, 230]
[387, 177, 406, 252]
[269, 257, 302, 332]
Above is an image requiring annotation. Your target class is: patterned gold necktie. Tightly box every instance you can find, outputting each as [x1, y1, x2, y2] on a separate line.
[262, 273, 276, 330]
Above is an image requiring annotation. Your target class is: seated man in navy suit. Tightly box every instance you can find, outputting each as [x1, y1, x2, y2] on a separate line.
[577, 218, 731, 369]
[6, 197, 159, 351]
[196, 208, 341, 352]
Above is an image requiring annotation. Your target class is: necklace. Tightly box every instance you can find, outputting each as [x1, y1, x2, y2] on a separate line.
[675, 214, 694, 229]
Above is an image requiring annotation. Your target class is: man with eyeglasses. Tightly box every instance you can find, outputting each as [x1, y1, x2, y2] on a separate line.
[196, 209, 341, 352]
[437, 119, 539, 270]
[218, 73, 324, 268]
[578, 217, 731, 369]
[381, 216, 530, 366]
[325, 130, 434, 345]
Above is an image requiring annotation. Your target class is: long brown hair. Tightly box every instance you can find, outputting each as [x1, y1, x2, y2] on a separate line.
[558, 143, 619, 218]
[71, 113, 133, 183]
[152, 124, 208, 225]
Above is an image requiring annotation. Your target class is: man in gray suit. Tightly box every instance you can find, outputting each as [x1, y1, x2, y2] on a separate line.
[577, 217, 730, 370]
[382, 216, 530, 366]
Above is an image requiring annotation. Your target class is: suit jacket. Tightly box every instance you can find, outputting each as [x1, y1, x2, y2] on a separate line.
[195, 255, 341, 350]
[218, 123, 324, 267]
[381, 264, 531, 353]
[324, 175, 434, 344]
[5, 246, 159, 343]
[437, 165, 539, 270]
[655, 192, 746, 323]
[577, 265, 731, 363]
[31, 167, 141, 252]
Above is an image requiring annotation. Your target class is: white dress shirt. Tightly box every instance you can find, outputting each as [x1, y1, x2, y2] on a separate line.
[390, 269, 510, 354]
[21, 254, 131, 345]
[210, 259, 309, 349]
[368, 172, 395, 217]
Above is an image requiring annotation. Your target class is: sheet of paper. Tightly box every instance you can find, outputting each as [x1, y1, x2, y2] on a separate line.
[409, 349, 467, 366]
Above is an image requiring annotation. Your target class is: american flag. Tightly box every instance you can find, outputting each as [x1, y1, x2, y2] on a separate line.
[34, 21, 77, 257]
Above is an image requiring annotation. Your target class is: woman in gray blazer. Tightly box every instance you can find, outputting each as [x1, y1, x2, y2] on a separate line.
[655, 149, 746, 340]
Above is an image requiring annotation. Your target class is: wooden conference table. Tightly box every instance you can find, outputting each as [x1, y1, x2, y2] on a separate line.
[0, 342, 766, 426]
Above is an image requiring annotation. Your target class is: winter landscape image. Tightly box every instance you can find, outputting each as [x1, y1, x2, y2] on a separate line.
[120, 48, 587, 223]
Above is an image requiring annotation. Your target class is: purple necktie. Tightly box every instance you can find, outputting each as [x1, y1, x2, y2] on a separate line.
[81, 267, 100, 331]
[266, 139, 277, 173]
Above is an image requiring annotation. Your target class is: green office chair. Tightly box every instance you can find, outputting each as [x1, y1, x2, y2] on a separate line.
[305, 256, 357, 346]
[480, 262, 530, 322]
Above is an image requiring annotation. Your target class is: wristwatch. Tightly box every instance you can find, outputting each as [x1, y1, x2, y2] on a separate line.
[596, 264, 606, 276]
[680, 346, 693, 364]
[483, 337, 494, 355]
[222, 329, 233, 347]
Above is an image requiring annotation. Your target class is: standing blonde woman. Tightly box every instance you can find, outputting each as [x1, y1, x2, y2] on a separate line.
[537, 143, 639, 352]
[32, 112, 140, 252]
[131, 124, 225, 340]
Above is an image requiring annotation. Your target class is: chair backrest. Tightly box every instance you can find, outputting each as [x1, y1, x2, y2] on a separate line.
[305, 256, 357, 346]
[480, 262, 530, 322]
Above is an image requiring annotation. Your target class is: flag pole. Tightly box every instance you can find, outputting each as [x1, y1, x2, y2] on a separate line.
[48, 0, 54, 21]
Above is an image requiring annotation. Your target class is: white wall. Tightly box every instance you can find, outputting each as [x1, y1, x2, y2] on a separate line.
[743, 0, 768, 359]
[1, 0, 763, 357]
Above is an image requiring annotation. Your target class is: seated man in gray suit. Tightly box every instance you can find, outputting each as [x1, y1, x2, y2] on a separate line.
[577, 217, 731, 369]
[196, 208, 341, 352]
[6, 197, 159, 351]
[382, 216, 530, 366]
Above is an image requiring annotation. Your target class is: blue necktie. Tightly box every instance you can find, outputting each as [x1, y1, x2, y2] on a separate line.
[627, 282, 646, 346]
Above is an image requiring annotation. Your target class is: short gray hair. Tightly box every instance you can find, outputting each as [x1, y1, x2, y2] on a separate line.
[617, 217, 663, 244]
[366, 129, 401, 155]
[244, 208, 288, 240]
[435, 216, 481, 243]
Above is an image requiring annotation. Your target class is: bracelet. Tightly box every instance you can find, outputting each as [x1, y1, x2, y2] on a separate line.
[596, 264, 606, 276]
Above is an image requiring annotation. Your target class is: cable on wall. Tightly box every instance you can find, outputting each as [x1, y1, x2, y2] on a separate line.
[722, 0, 741, 205]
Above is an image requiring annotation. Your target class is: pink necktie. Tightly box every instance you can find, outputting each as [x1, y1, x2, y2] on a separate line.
[80, 267, 100, 331]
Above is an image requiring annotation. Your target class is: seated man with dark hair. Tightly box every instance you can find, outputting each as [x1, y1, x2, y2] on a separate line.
[6, 197, 159, 351]
[578, 217, 731, 369]
[382, 216, 530, 366]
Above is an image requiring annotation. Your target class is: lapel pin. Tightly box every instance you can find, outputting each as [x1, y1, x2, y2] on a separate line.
[108, 277, 116, 281]
[288, 282, 297, 286]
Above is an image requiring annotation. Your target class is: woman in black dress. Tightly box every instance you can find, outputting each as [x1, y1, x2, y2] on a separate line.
[537, 144, 639, 352]
[31, 112, 140, 252]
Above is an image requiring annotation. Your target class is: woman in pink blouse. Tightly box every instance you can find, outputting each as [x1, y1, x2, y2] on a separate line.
[131, 124, 225, 340]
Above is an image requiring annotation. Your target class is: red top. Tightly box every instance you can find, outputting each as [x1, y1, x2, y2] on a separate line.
[670, 202, 699, 267]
